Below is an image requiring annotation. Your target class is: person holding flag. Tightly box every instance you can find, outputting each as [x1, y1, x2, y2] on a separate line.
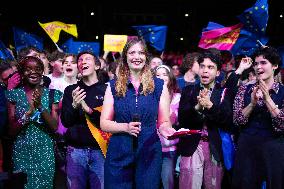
[61, 51, 108, 189]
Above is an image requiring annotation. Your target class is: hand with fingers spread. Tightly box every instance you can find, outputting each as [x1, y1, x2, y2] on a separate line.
[236, 57, 253, 75]
[7, 72, 21, 90]
[199, 88, 209, 98]
[198, 88, 213, 109]
[258, 79, 270, 101]
[196, 89, 208, 111]
[72, 86, 86, 109]
[251, 85, 259, 106]
[125, 121, 141, 137]
[32, 87, 43, 109]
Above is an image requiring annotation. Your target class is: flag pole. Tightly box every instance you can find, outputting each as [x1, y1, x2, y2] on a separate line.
[257, 40, 266, 48]
[54, 42, 63, 52]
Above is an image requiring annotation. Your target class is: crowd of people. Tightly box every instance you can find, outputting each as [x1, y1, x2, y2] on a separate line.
[0, 38, 284, 189]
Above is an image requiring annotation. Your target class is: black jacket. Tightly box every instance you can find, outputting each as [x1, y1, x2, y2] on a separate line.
[177, 83, 232, 162]
[61, 80, 107, 148]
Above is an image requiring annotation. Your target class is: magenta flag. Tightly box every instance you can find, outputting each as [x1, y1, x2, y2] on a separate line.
[198, 23, 243, 50]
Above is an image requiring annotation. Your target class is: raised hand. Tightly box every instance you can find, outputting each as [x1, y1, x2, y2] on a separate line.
[72, 86, 86, 109]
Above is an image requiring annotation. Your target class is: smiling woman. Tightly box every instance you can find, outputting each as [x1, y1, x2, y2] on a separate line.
[100, 38, 176, 189]
[5, 56, 62, 189]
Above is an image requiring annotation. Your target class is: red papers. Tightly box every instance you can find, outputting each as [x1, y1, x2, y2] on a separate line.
[168, 129, 201, 140]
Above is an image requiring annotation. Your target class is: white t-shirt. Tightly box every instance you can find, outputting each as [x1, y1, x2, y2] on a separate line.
[47, 74, 67, 93]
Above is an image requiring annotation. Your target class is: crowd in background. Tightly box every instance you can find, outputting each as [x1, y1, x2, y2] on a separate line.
[0, 39, 284, 189]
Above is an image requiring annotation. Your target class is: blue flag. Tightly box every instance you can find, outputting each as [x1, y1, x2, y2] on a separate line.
[231, 29, 268, 56]
[61, 38, 100, 56]
[132, 25, 167, 51]
[202, 22, 225, 32]
[277, 46, 284, 69]
[237, 0, 268, 35]
[0, 41, 14, 60]
[13, 27, 44, 52]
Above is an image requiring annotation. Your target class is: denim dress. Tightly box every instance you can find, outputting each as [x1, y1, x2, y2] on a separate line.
[105, 78, 163, 189]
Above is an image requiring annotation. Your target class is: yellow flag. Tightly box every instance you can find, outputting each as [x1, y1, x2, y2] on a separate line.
[38, 21, 78, 43]
[85, 109, 112, 158]
[104, 35, 128, 52]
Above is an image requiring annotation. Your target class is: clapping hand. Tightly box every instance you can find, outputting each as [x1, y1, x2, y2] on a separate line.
[32, 87, 42, 109]
[197, 88, 213, 109]
[72, 86, 86, 109]
[258, 79, 270, 101]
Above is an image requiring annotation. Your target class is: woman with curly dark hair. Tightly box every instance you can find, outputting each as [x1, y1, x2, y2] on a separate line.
[232, 47, 284, 189]
[6, 56, 62, 189]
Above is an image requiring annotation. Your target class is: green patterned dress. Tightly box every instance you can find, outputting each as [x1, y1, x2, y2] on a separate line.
[6, 87, 62, 189]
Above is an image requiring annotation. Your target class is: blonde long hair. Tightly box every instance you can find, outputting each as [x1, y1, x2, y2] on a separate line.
[115, 38, 154, 97]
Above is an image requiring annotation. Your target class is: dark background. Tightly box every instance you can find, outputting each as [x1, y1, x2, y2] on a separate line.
[0, 0, 283, 54]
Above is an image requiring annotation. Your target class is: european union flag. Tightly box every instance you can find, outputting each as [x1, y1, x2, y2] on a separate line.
[277, 46, 284, 69]
[231, 29, 268, 56]
[202, 22, 225, 32]
[0, 41, 14, 60]
[13, 27, 44, 52]
[237, 0, 268, 35]
[132, 25, 167, 51]
[61, 38, 100, 56]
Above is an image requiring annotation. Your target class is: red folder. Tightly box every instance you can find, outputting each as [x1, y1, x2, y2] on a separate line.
[168, 129, 201, 140]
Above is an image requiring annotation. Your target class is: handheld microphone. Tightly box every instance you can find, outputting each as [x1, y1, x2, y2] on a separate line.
[132, 113, 140, 150]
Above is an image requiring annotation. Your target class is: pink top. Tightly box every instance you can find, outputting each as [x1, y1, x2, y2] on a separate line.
[158, 93, 181, 152]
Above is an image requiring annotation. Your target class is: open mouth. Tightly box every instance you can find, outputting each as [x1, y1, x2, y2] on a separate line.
[29, 74, 40, 82]
[66, 68, 73, 73]
[82, 66, 89, 71]
[201, 75, 209, 79]
[257, 71, 264, 77]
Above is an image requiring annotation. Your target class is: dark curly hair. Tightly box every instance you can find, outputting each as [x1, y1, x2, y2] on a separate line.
[17, 56, 44, 76]
[252, 46, 282, 76]
[198, 48, 222, 70]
